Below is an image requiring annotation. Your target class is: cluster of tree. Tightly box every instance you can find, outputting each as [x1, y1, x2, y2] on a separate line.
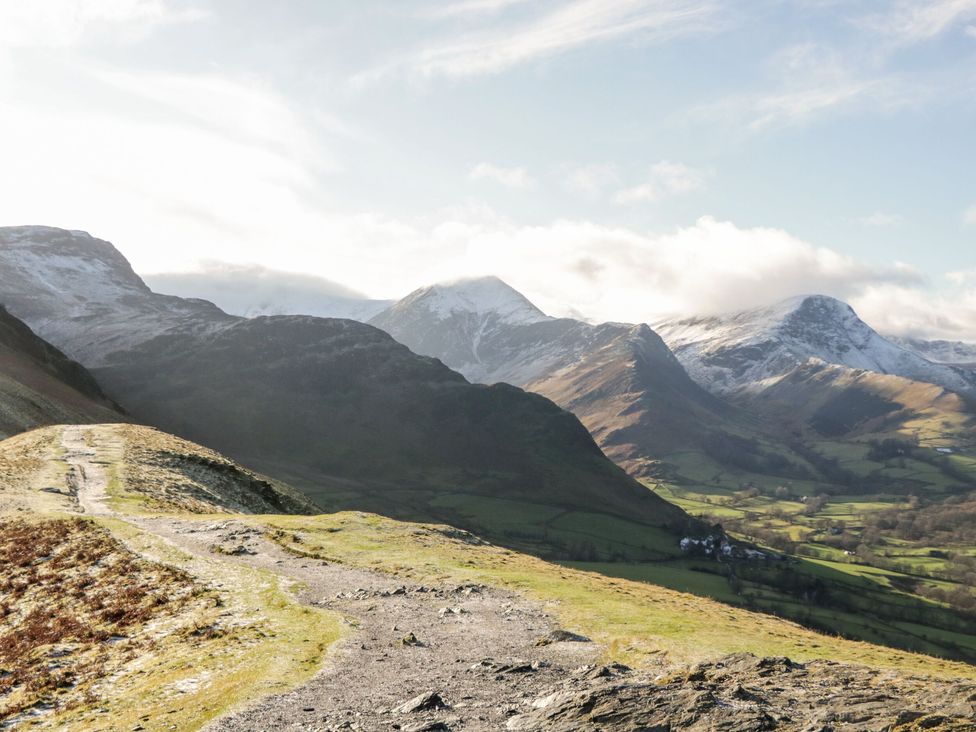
[917, 584, 976, 614]
[708, 515, 798, 554]
[862, 492, 976, 545]
[866, 437, 918, 462]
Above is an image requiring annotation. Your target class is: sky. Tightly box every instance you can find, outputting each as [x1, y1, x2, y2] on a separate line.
[0, 0, 975, 338]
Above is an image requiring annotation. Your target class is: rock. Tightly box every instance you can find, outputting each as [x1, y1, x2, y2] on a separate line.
[584, 663, 630, 680]
[438, 606, 467, 617]
[401, 722, 451, 732]
[535, 630, 591, 646]
[394, 691, 448, 714]
[495, 662, 535, 675]
[401, 632, 422, 647]
[506, 653, 976, 731]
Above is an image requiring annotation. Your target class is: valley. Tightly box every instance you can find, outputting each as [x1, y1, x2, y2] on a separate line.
[2, 227, 976, 729]
[2, 423, 975, 730]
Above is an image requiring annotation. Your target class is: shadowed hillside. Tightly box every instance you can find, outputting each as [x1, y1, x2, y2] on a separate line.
[0, 306, 121, 437]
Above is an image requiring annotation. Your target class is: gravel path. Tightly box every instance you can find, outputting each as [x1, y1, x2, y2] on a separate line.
[61, 425, 116, 517]
[62, 426, 600, 732]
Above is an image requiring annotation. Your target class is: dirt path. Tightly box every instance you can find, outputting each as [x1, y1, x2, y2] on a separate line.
[59, 426, 600, 731]
[60, 425, 118, 517]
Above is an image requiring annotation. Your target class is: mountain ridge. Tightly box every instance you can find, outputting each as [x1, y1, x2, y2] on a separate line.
[0, 226, 696, 556]
[654, 294, 976, 399]
[371, 278, 766, 477]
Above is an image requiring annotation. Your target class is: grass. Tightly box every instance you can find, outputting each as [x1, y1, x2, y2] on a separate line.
[252, 511, 976, 680]
[45, 517, 343, 732]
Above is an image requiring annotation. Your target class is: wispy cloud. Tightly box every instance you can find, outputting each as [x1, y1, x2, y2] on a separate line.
[469, 162, 538, 189]
[614, 160, 707, 204]
[361, 0, 719, 81]
[427, 0, 535, 20]
[856, 0, 976, 45]
[0, 0, 208, 49]
[860, 212, 903, 228]
[703, 43, 937, 130]
[964, 204, 976, 226]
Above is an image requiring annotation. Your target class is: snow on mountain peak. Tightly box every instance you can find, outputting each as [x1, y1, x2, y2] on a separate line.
[0, 226, 231, 364]
[655, 293, 976, 397]
[398, 276, 550, 325]
[0, 225, 150, 300]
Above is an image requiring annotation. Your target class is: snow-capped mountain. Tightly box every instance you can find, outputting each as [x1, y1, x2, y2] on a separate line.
[371, 278, 748, 474]
[887, 336, 976, 368]
[370, 276, 553, 383]
[0, 226, 233, 364]
[655, 295, 976, 399]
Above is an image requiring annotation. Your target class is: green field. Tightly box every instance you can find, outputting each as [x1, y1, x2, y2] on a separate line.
[643, 438, 976, 661]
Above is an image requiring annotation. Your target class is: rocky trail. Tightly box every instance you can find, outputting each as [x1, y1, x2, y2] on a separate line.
[61, 425, 116, 518]
[61, 426, 600, 731]
[58, 426, 976, 731]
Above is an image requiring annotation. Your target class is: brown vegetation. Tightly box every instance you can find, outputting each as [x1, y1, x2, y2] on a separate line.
[0, 517, 198, 721]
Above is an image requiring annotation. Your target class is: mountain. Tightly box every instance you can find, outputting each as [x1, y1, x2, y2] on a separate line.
[888, 335, 976, 369]
[0, 227, 695, 556]
[0, 226, 234, 365]
[93, 315, 690, 538]
[655, 295, 976, 399]
[654, 295, 976, 443]
[0, 305, 121, 437]
[370, 278, 787, 477]
[145, 267, 393, 321]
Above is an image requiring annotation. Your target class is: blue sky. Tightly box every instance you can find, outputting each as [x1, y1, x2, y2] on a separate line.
[1, 0, 974, 337]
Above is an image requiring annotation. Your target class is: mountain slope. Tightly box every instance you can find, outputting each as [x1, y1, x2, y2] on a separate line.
[889, 335, 976, 369]
[655, 295, 976, 399]
[372, 278, 785, 477]
[6, 423, 973, 730]
[0, 226, 234, 365]
[0, 227, 694, 556]
[0, 306, 121, 437]
[653, 295, 976, 444]
[93, 315, 690, 535]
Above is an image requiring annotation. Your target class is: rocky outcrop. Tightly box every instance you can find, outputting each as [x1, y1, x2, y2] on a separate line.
[507, 655, 976, 731]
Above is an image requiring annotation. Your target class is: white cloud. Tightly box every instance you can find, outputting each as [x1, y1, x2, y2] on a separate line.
[967, 23, 976, 37]
[136, 211, 912, 327]
[852, 280, 976, 341]
[361, 0, 719, 81]
[561, 163, 620, 196]
[0, 0, 207, 49]
[0, 61, 346, 281]
[143, 263, 392, 319]
[860, 211, 903, 227]
[857, 0, 976, 45]
[614, 160, 707, 204]
[427, 0, 534, 19]
[469, 163, 538, 189]
[964, 205, 976, 225]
